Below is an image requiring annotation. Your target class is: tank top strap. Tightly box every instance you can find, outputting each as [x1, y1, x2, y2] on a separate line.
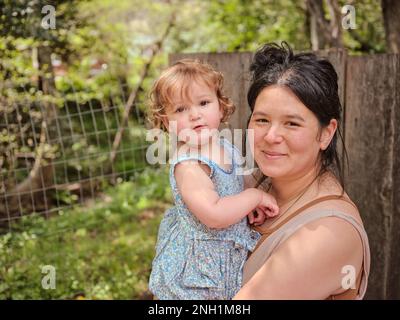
[253, 195, 357, 252]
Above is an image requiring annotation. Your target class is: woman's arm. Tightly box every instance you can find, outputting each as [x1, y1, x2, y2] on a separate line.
[174, 160, 276, 229]
[234, 216, 363, 299]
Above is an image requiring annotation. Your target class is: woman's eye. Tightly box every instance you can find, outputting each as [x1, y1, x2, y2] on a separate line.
[255, 118, 269, 123]
[200, 100, 210, 106]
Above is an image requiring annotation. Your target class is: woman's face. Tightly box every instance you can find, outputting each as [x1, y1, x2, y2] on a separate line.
[248, 85, 331, 180]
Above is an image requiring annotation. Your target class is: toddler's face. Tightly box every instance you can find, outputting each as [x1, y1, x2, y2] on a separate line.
[162, 81, 223, 147]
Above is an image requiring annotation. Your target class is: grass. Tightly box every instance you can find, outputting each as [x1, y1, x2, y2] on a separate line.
[0, 166, 172, 299]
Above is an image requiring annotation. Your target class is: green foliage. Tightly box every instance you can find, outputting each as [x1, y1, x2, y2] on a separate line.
[1, 1, 387, 190]
[202, 0, 309, 52]
[169, 0, 386, 54]
[339, 0, 386, 54]
[0, 0, 389, 300]
[0, 167, 172, 299]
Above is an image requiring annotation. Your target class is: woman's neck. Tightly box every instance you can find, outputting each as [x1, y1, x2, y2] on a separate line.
[270, 167, 320, 206]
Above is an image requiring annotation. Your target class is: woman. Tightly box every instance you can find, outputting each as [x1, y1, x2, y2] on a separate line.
[234, 42, 370, 300]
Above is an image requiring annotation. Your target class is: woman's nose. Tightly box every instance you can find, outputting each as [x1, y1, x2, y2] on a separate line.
[263, 125, 283, 143]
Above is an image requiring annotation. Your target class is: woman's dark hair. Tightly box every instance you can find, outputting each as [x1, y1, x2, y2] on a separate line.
[247, 41, 348, 190]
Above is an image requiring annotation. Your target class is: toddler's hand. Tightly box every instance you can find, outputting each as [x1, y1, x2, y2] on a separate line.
[259, 191, 279, 217]
[247, 189, 279, 226]
[248, 191, 279, 226]
[248, 208, 268, 226]
[255, 191, 279, 222]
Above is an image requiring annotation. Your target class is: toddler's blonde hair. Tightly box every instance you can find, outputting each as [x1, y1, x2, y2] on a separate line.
[147, 59, 235, 131]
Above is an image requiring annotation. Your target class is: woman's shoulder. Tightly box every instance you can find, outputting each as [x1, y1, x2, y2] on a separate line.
[265, 176, 365, 267]
[281, 190, 365, 290]
[239, 174, 366, 299]
[292, 211, 363, 250]
[282, 211, 363, 290]
[240, 206, 364, 299]
[287, 174, 362, 246]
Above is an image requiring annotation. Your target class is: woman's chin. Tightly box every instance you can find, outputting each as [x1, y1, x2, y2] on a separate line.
[257, 162, 288, 178]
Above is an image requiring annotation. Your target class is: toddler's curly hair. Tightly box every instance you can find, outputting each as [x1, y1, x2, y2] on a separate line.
[147, 59, 235, 131]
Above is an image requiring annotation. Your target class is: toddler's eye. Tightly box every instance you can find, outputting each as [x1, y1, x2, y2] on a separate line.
[175, 106, 186, 113]
[287, 122, 299, 127]
[200, 100, 210, 106]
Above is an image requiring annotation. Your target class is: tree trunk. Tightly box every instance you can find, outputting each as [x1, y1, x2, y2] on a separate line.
[381, 0, 400, 53]
[325, 0, 343, 48]
[37, 45, 57, 118]
[306, 0, 343, 50]
[0, 46, 58, 221]
[0, 121, 55, 221]
[108, 12, 176, 169]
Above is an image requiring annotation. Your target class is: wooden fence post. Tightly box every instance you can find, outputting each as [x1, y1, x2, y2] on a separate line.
[344, 54, 400, 299]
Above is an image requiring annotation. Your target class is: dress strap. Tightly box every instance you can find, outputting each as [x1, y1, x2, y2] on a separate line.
[170, 154, 216, 178]
[253, 195, 357, 252]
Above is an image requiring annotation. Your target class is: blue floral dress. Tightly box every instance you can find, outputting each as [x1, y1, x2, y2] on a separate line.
[148, 138, 260, 300]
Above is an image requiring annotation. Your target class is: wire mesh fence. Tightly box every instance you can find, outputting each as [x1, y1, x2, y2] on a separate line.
[0, 82, 150, 234]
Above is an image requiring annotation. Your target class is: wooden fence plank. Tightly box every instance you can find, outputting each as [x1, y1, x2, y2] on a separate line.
[384, 54, 400, 299]
[345, 54, 400, 299]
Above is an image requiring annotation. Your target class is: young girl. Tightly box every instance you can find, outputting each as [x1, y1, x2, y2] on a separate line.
[147, 59, 279, 300]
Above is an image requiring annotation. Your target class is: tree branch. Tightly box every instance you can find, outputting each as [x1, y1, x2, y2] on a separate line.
[108, 11, 176, 168]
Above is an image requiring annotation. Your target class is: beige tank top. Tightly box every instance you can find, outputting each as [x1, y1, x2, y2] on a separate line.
[243, 195, 371, 300]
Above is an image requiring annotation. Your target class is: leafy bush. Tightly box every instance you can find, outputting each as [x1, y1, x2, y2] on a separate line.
[0, 167, 172, 299]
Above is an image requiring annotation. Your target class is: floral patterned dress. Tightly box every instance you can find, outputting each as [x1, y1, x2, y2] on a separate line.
[149, 138, 260, 300]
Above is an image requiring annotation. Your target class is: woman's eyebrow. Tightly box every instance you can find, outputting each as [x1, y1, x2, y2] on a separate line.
[252, 111, 305, 122]
[252, 111, 269, 117]
[285, 114, 306, 122]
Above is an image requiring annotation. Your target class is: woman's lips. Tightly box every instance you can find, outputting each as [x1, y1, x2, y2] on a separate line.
[262, 150, 286, 159]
